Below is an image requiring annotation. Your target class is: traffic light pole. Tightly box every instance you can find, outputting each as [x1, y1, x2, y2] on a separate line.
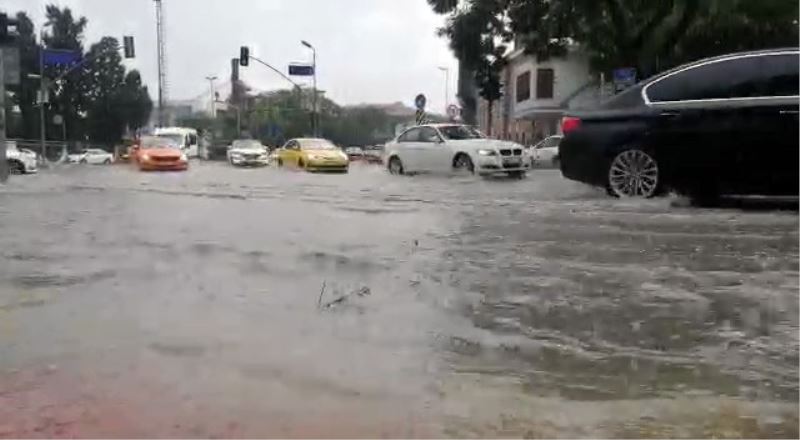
[0, 52, 7, 182]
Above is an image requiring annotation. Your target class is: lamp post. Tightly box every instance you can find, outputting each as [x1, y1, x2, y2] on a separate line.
[205, 75, 218, 118]
[438, 66, 450, 115]
[301, 40, 317, 137]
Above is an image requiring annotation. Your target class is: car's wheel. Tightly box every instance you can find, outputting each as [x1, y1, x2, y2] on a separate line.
[298, 159, 306, 169]
[7, 160, 25, 175]
[388, 156, 404, 175]
[79, 158, 87, 164]
[607, 148, 661, 198]
[453, 153, 474, 174]
[552, 156, 560, 168]
[277, 158, 283, 167]
[104, 158, 112, 165]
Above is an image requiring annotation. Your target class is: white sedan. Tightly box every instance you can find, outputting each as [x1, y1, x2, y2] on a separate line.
[227, 139, 269, 167]
[531, 135, 562, 168]
[67, 148, 114, 164]
[383, 124, 529, 177]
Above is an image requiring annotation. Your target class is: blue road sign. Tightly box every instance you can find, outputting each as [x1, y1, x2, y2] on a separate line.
[613, 67, 637, 85]
[289, 64, 314, 76]
[42, 49, 81, 67]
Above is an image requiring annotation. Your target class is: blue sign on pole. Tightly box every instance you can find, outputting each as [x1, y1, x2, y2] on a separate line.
[42, 49, 81, 67]
[288, 64, 314, 76]
[613, 67, 637, 92]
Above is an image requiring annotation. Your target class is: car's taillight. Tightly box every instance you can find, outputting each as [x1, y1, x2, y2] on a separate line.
[561, 116, 581, 135]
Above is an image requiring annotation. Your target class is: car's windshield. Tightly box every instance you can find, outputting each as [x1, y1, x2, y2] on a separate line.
[438, 125, 485, 140]
[299, 139, 337, 150]
[140, 136, 180, 149]
[156, 134, 184, 146]
[232, 140, 262, 149]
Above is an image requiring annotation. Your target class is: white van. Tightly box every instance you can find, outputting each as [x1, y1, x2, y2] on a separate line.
[154, 127, 200, 158]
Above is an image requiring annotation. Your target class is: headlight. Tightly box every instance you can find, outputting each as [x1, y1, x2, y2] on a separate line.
[180, 153, 188, 161]
[478, 149, 497, 156]
[141, 153, 151, 161]
[307, 154, 319, 161]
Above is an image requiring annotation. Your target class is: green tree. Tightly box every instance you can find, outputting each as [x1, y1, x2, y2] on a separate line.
[431, 0, 510, 127]
[118, 70, 153, 133]
[42, 4, 89, 142]
[5, 12, 39, 139]
[431, 0, 799, 104]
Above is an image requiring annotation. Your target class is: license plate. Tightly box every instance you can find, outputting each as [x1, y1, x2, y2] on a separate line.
[503, 158, 521, 165]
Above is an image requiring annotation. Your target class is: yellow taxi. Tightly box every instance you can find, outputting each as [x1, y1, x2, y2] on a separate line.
[275, 138, 349, 173]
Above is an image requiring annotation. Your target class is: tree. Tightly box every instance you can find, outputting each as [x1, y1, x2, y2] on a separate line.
[434, 0, 511, 129]
[42, 5, 89, 142]
[118, 70, 153, 133]
[431, 0, 799, 106]
[5, 12, 39, 139]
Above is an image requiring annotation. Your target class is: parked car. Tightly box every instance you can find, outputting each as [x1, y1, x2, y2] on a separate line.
[383, 124, 529, 178]
[67, 148, 114, 165]
[5, 141, 38, 175]
[131, 136, 188, 172]
[227, 139, 269, 167]
[345, 147, 364, 161]
[530, 135, 562, 168]
[559, 49, 799, 200]
[274, 138, 349, 173]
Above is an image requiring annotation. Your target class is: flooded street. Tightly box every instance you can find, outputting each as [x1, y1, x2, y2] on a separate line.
[0, 162, 797, 438]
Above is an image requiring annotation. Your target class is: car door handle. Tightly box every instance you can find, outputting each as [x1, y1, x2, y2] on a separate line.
[659, 111, 680, 118]
[779, 110, 799, 115]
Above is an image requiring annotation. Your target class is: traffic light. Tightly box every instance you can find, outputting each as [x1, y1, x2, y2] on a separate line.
[0, 13, 19, 44]
[239, 46, 249, 66]
[123, 36, 135, 59]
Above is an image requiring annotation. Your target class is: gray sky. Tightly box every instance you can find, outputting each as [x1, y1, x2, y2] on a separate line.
[4, 0, 458, 113]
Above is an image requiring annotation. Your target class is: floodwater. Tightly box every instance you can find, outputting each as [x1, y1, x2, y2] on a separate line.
[0, 162, 797, 438]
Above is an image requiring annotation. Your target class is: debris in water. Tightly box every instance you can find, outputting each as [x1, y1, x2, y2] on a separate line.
[316, 280, 327, 308]
[322, 286, 371, 309]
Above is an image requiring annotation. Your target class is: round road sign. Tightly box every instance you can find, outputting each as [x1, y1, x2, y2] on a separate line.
[414, 93, 427, 110]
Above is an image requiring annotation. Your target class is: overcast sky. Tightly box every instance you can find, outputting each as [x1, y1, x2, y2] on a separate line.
[4, 0, 458, 112]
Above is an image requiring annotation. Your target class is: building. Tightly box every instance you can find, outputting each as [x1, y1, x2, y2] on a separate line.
[477, 46, 601, 145]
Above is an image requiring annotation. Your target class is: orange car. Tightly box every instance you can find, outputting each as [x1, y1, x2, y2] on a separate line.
[132, 136, 189, 171]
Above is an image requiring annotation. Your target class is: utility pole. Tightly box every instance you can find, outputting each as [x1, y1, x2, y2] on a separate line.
[154, 0, 168, 126]
[205, 75, 217, 118]
[0, 48, 7, 182]
[38, 34, 46, 158]
[438, 66, 449, 114]
[301, 40, 317, 137]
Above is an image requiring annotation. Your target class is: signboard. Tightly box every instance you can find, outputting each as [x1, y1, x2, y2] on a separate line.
[613, 67, 637, 92]
[1, 46, 20, 85]
[43, 48, 81, 67]
[414, 93, 427, 111]
[447, 104, 460, 120]
[288, 63, 314, 76]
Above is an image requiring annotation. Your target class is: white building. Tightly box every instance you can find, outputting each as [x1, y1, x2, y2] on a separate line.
[478, 47, 601, 144]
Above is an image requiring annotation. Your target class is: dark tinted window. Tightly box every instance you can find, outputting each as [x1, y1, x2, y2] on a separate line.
[418, 127, 441, 143]
[647, 56, 768, 102]
[398, 128, 420, 143]
[536, 68, 554, 99]
[516, 71, 531, 102]
[762, 53, 799, 96]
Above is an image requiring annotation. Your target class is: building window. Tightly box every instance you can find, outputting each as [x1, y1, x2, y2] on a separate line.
[536, 68, 554, 99]
[516, 71, 531, 102]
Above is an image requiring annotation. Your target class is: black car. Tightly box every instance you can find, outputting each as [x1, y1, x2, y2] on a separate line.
[560, 49, 799, 200]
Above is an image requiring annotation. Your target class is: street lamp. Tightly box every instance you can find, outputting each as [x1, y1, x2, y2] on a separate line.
[438, 66, 450, 115]
[205, 75, 218, 118]
[301, 40, 318, 137]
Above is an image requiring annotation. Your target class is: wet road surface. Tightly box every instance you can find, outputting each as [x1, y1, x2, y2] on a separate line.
[0, 162, 797, 438]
